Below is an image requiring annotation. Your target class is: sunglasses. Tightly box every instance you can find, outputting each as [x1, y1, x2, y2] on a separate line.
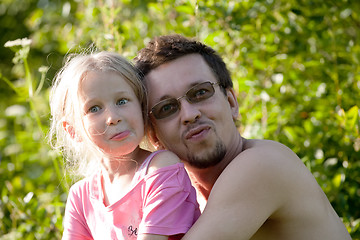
[150, 81, 219, 119]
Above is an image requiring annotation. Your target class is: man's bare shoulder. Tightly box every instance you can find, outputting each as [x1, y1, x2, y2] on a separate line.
[209, 138, 351, 240]
[242, 138, 292, 153]
[230, 139, 302, 175]
[221, 138, 320, 207]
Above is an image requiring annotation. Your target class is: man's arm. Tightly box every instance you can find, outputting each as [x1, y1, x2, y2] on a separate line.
[138, 234, 169, 240]
[182, 142, 294, 240]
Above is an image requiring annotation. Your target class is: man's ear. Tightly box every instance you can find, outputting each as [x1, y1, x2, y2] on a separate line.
[62, 121, 82, 142]
[226, 88, 240, 121]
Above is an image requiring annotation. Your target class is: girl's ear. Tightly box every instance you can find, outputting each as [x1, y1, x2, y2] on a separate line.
[226, 88, 240, 121]
[62, 121, 82, 142]
[146, 124, 163, 150]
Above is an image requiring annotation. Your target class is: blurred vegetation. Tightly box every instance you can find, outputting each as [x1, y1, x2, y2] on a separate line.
[0, 0, 359, 239]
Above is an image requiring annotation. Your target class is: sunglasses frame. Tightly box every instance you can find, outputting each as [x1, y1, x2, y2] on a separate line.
[149, 81, 219, 120]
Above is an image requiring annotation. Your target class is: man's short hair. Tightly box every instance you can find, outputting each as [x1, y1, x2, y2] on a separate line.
[134, 34, 233, 91]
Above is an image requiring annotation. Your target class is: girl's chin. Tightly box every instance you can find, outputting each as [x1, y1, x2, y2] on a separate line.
[103, 145, 141, 158]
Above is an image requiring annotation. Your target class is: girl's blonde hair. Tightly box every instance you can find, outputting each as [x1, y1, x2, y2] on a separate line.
[48, 51, 147, 177]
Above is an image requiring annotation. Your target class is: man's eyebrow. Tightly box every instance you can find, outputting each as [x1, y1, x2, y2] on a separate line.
[157, 95, 173, 101]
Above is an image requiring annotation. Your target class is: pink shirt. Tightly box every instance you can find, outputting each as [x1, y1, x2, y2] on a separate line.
[62, 151, 200, 240]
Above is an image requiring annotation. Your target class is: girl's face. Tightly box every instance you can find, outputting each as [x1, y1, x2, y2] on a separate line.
[78, 71, 144, 158]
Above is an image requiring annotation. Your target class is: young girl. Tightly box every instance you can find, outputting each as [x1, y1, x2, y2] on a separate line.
[48, 51, 200, 240]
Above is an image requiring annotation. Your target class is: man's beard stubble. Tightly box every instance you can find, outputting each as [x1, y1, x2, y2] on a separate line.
[185, 141, 226, 169]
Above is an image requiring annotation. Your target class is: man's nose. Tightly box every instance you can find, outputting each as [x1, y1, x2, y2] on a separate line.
[179, 99, 201, 124]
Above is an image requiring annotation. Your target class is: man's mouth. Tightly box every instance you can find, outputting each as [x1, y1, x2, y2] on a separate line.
[184, 125, 211, 140]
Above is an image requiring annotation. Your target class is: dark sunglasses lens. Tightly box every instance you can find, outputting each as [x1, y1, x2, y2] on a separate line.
[187, 82, 215, 103]
[152, 98, 180, 119]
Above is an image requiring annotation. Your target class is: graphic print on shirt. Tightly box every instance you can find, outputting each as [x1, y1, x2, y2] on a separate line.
[110, 205, 141, 239]
[128, 225, 138, 237]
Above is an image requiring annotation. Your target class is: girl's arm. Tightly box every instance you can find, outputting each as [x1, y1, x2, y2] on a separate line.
[62, 186, 93, 240]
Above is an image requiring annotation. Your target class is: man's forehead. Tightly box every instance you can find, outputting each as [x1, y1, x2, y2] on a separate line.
[145, 54, 214, 86]
[145, 74, 183, 103]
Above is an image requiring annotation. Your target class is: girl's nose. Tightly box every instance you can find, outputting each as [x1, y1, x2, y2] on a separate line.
[106, 108, 121, 125]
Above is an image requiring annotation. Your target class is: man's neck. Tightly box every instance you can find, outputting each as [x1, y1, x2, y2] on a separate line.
[185, 136, 245, 201]
[186, 165, 222, 200]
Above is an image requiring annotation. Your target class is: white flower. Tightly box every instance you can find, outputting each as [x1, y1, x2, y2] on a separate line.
[38, 66, 49, 73]
[5, 105, 27, 117]
[4, 38, 32, 48]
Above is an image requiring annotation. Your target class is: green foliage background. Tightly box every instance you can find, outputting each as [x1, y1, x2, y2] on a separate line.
[0, 0, 359, 239]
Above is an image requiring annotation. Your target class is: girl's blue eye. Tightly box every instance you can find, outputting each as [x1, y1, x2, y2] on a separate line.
[88, 105, 100, 113]
[117, 99, 128, 106]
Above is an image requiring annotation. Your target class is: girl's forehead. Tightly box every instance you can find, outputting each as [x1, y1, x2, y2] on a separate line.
[79, 71, 137, 96]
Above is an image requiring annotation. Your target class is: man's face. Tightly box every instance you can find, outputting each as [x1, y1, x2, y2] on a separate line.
[146, 54, 238, 168]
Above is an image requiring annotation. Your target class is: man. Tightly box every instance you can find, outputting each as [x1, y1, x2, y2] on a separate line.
[134, 34, 351, 240]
